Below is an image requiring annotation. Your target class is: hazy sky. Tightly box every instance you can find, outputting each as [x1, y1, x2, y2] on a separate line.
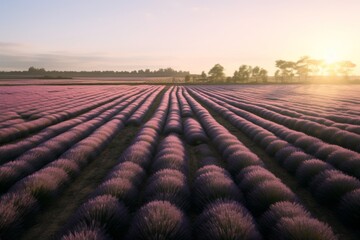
[1, 0, 360, 75]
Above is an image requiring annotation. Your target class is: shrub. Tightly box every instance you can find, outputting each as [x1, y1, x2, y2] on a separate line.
[283, 132, 304, 144]
[309, 169, 343, 194]
[226, 151, 263, 175]
[12, 167, 69, 203]
[126, 201, 190, 240]
[253, 131, 271, 144]
[147, 169, 186, 185]
[274, 146, 301, 165]
[223, 144, 247, 159]
[282, 152, 313, 173]
[60, 223, 110, 240]
[195, 200, 262, 240]
[259, 136, 278, 149]
[306, 141, 326, 155]
[113, 161, 144, 174]
[259, 201, 310, 236]
[314, 145, 340, 160]
[183, 118, 208, 145]
[93, 179, 138, 207]
[106, 169, 144, 187]
[151, 154, 186, 173]
[338, 189, 360, 228]
[239, 169, 278, 194]
[156, 148, 186, 160]
[295, 160, 333, 186]
[246, 181, 297, 216]
[194, 144, 214, 157]
[326, 150, 358, 168]
[198, 156, 219, 167]
[293, 136, 321, 150]
[0, 192, 39, 239]
[67, 195, 129, 238]
[163, 121, 182, 135]
[143, 176, 190, 210]
[119, 145, 152, 168]
[265, 140, 290, 156]
[218, 140, 243, 154]
[313, 174, 360, 206]
[340, 158, 360, 179]
[272, 217, 337, 240]
[48, 158, 80, 177]
[194, 165, 230, 180]
[193, 172, 242, 211]
[236, 166, 265, 184]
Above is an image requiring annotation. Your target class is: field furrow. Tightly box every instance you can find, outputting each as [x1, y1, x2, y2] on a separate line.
[0, 84, 359, 240]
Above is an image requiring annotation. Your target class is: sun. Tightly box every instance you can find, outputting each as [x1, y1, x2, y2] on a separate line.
[322, 50, 340, 64]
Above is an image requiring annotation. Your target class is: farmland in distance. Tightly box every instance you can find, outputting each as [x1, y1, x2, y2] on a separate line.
[0, 84, 360, 240]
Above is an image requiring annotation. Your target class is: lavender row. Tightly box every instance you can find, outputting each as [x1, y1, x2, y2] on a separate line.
[126, 86, 164, 126]
[177, 87, 193, 117]
[0, 86, 165, 239]
[177, 87, 208, 146]
[0, 86, 139, 144]
[189, 87, 360, 229]
[0, 86, 106, 123]
[194, 87, 360, 179]
[59, 88, 172, 239]
[199, 87, 360, 152]
[0, 87, 158, 194]
[206, 87, 360, 134]
[0, 86, 151, 163]
[126, 134, 190, 240]
[183, 88, 338, 239]
[190, 142, 262, 239]
[164, 87, 183, 135]
[224, 85, 360, 122]
[0, 86, 123, 120]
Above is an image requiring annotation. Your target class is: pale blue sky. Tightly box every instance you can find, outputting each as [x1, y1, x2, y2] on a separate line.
[1, 0, 360, 75]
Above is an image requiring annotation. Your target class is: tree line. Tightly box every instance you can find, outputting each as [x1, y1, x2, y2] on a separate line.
[188, 56, 356, 83]
[274, 56, 356, 82]
[0, 67, 190, 78]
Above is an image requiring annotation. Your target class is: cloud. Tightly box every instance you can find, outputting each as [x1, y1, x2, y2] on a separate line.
[0, 43, 176, 71]
[0, 42, 22, 48]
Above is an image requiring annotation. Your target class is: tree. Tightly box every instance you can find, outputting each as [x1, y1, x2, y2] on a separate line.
[274, 70, 281, 82]
[28, 66, 46, 73]
[185, 75, 191, 83]
[208, 64, 225, 83]
[226, 77, 233, 83]
[275, 60, 296, 82]
[259, 68, 268, 83]
[233, 65, 252, 83]
[295, 56, 311, 81]
[201, 71, 207, 80]
[336, 61, 356, 79]
[251, 66, 260, 82]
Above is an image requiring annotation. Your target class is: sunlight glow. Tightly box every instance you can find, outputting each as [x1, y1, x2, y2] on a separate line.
[322, 50, 340, 64]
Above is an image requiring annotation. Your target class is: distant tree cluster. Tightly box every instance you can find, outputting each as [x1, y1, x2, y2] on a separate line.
[1, 57, 357, 83]
[28, 66, 46, 74]
[0, 67, 190, 79]
[233, 65, 268, 83]
[190, 64, 268, 83]
[190, 56, 357, 84]
[275, 56, 356, 82]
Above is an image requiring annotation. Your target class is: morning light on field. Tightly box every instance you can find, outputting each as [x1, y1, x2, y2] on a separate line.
[1, 1, 360, 240]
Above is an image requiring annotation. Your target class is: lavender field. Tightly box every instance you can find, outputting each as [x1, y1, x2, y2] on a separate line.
[0, 84, 360, 240]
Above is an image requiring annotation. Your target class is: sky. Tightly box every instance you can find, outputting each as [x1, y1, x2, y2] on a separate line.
[1, 0, 360, 75]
